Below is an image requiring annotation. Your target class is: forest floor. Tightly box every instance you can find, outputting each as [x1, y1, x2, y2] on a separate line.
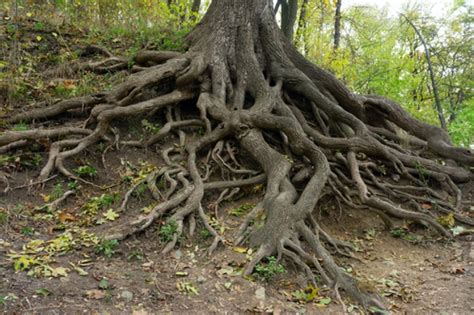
[1, 14, 473, 315]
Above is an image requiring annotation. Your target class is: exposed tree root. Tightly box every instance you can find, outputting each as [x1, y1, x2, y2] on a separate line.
[2, 0, 473, 312]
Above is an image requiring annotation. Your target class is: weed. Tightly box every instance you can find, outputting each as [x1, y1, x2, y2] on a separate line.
[159, 220, 178, 242]
[254, 256, 286, 281]
[230, 203, 255, 216]
[67, 180, 78, 190]
[132, 182, 148, 198]
[51, 183, 64, 200]
[127, 248, 144, 261]
[390, 228, 408, 238]
[12, 122, 29, 131]
[0, 210, 8, 224]
[414, 161, 429, 184]
[21, 226, 34, 236]
[141, 119, 160, 133]
[74, 165, 97, 177]
[199, 228, 212, 239]
[81, 194, 117, 216]
[95, 239, 119, 258]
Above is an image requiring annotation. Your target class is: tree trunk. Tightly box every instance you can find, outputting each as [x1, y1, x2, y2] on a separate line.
[191, 0, 201, 13]
[333, 0, 342, 50]
[280, 0, 298, 40]
[402, 14, 446, 130]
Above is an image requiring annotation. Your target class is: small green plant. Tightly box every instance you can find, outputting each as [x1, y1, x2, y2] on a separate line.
[13, 122, 29, 131]
[159, 220, 178, 242]
[199, 228, 212, 239]
[0, 211, 8, 224]
[74, 165, 97, 177]
[51, 183, 64, 200]
[230, 203, 255, 216]
[95, 239, 119, 258]
[132, 182, 147, 198]
[21, 226, 34, 236]
[141, 119, 160, 133]
[82, 194, 117, 216]
[390, 227, 408, 238]
[414, 161, 429, 184]
[254, 256, 286, 281]
[127, 248, 144, 261]
[67, 180, 78, 190]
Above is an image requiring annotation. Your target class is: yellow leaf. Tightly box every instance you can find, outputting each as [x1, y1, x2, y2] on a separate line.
[232, 247, 248, 254]
[36, 35, 42, 42]
[26, 12, 33, 17]
[41, 193, 51, 203]
[14, 256, 35, 271]
[103, 209, 119, 221]
[51, 267, 69, 277]
[437, 213, 455, 228]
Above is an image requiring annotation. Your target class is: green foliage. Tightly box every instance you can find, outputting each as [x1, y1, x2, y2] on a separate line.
[95, 239, 119, 258]
[21, 227, 34, 236]
[13, 122, 29, 131]
[74, 165, 97, 178]
[81, 194, 117, 216]
[159, 220, 178, 242]
[141, 119, 161, 133]
[390, 227, 408, 238]
[127, 248, 144, 261]
[51, 183, 64, 200]
[230, 203, 255, 217]
[199, 228, 212, 239]
[67, 180, 78, 190]
[254, 256, 286, 281]
[0, 209, 8, 224]
[301, 1, 473, 145]
[448, 102, 474, 147]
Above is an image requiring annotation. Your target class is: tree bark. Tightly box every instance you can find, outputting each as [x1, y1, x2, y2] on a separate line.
[281, 0, 298, 40]
[333, 0, 342, 50]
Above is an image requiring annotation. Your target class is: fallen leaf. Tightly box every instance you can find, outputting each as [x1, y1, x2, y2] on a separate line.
[62, 80, 76, 90]
[232, 247, 248, 254]
[51, 267, 69, 277]
[85, 289, 106, 299]
[103, 209, 119, 221]
[58, 212, 76, 223]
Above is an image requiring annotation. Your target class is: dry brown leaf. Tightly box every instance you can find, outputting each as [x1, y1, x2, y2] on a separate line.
[58, 212, 76, 223]
[85, 289, 106, 299]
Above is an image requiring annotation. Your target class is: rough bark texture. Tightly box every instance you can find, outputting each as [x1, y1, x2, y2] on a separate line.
[2, 0, 473, 311]
[333, 0, 342, 50]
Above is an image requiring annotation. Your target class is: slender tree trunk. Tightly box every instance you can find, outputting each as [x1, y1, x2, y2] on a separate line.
[402, 14, 446, 130]
[295, 0, 309, 53]
[281, 0, 298, 40]
[333, 0, 342, 50]
[191, 0, 201, 13]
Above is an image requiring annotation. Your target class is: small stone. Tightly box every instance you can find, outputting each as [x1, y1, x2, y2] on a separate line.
[255, 287, 265, 301]
[197, 275, 206, 283]
[121, 290, 134, 302]
[174, 250, 183, 259]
